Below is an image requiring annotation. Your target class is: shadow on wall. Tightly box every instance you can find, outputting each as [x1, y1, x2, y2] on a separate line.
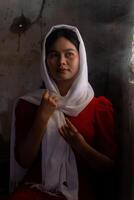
[0, 135, 9, 197]
[0, 0, 134, 199]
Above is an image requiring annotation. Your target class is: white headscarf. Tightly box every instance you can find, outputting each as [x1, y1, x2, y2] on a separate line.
[10, 24, 94, 200]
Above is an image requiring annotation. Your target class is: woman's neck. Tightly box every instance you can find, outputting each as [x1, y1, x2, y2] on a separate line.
[56, 80, 73, 96]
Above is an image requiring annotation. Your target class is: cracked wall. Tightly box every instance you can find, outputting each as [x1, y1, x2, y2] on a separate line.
[0, 0, 134, 198]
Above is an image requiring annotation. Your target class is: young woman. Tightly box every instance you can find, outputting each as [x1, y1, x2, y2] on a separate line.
[9, 24, 117, 200]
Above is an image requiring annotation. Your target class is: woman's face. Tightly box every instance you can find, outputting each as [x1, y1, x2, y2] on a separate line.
[46, 37, 80, 85]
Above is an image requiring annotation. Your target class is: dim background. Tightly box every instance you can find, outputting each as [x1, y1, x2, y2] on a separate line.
[0, 0, 134, 199]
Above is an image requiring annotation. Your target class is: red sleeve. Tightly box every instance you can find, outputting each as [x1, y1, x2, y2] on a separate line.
[15, 99, 38, 153]
[15, 99, 42, 181]
[94, 96, 118, 160]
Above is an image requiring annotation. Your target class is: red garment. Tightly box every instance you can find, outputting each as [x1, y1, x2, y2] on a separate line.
[9, 96, 117, 200]
[9, 185, 66, 200]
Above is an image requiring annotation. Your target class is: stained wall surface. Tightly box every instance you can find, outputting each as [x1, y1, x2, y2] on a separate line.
[0, 0, 134, 198]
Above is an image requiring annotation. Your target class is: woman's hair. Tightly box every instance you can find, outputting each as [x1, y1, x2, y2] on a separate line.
[45, 28, 80, 56]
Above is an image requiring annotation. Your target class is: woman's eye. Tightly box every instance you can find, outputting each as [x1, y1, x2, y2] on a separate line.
[66, 52, 74, 58]
[48, 53, 59, 58]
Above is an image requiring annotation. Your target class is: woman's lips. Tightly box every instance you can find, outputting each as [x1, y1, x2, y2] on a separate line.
[58, 69, 68, 73]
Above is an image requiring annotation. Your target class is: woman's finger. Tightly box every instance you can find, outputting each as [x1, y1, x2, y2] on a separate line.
[65, 118, 78, 133]
[47, 96, 58, 107]
[51, 95, 58, 100]
[59, 127, 64, 136]
[42, 90, 49, 100]
[50, 95, 59, 104]
[62, 125, 69, 136]
[59, 126, 69, 142]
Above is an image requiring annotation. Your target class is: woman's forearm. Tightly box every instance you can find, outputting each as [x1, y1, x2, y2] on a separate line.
[15, 91, 59, 169]
[76, 140, 114, 173]
[59, 118, 114, 173]
[15, 115, 48, 168]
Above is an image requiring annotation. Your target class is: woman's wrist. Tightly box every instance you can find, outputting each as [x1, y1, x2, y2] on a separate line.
[36, 108, 50, 124]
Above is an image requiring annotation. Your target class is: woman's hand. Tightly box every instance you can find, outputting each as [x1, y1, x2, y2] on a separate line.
[59, 118, 114, 172]
[59, 118, 86, 151]
[37, 90, 59, 123]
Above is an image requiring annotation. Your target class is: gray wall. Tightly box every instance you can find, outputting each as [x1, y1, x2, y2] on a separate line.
[0, 0, 134, 198]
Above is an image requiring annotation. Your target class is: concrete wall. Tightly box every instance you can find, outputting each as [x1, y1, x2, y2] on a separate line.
[0, 0, 134, 198]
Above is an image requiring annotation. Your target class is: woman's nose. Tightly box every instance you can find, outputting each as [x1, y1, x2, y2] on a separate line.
[58, 54, 66, 65]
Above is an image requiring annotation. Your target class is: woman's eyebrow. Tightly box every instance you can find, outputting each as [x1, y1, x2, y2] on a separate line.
[49, 48, 77, 53]
[64, 49, 77, 52]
